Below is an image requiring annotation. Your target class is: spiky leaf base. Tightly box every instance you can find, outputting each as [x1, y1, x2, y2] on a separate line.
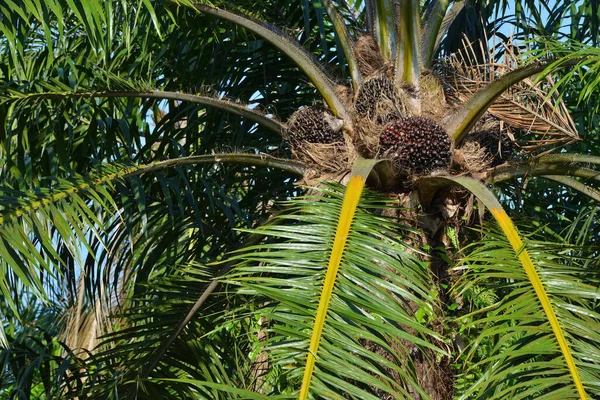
[286, 106, 344, 148]
[469, 130, 514, 166]
[380, 117, 451, 174]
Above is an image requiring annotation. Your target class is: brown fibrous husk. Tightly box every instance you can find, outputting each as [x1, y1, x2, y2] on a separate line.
[420, 74, 448, 121]
[296, 169, 352, 189]
[336, 85, 354, 107]
[290, 141, 354, 173]
[354, 36, 391, 77]
[453, 140, 493, 173]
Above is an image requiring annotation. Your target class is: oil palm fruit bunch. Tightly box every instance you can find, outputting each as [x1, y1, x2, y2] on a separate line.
[354, 76, 401, 121]
[379, 117, 451, 174]
[286, 106, 344, 147]
[469, 130, 515, 166]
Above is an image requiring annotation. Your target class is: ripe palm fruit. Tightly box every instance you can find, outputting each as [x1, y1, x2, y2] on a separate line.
[379, 117, 451, 174]
[470, 130, 514, 166]
[286, 106, 344, 147]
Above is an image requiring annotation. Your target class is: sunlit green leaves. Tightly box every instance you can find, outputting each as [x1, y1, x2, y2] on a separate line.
[218, 185, 446, 398]
[453, 224, 600, 399]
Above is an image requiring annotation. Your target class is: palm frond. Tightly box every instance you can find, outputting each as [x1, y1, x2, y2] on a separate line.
[538, 154, 600, 166]
[441, 37, 579, 148]
[372, 0, 396, 60]
[0, 154, 302, 342]
[540, 175, 600, 203]
[0, 0, 166, 78]
[0, 303, 88, 398]
[490, 163, 600, 181]
[0, 164, 134, 324]
[453, 224, 600, 399]
[421, 0, 451, 69]
[178, 2, 350, 119]
[66, 260, 253, 399]
[420, 175, 590, 399]
[215, 182, 446, 398]
[320, 0, 362, 90]
[528, 39, 600, 111]
[1, 88, 286, 134]
[300, 159, 377, 398]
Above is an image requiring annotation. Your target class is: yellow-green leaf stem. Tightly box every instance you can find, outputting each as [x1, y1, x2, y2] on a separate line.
[421, 0, 450, 68]
[321, 0, 362, 90]
[299, 159, 379, 399]
[421, 176, 587, 399]
[395, 0, 420, 87]
[374, 0, 395, 60]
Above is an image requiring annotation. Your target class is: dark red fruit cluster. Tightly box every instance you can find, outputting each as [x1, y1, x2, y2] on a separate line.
[379, 117, 451, 173]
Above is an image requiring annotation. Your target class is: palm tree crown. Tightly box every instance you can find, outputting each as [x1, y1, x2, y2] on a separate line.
[0, 0, 599, 399]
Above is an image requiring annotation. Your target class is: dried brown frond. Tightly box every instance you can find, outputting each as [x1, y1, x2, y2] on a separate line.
[438, 35, 580, 153]
[354, 36, 392, 78]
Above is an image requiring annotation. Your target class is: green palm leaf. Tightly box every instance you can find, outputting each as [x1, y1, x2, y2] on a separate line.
[421, 175, 591, 399]
[454, 225, 600, 399]
[218, 181, 445, 398]
[179, 1, 350, 119]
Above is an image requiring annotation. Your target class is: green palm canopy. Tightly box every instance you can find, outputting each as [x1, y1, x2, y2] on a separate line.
[0, 0, 599, 399]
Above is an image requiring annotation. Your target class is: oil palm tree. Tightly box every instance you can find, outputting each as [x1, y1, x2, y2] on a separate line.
[0, 0, 599, 399]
